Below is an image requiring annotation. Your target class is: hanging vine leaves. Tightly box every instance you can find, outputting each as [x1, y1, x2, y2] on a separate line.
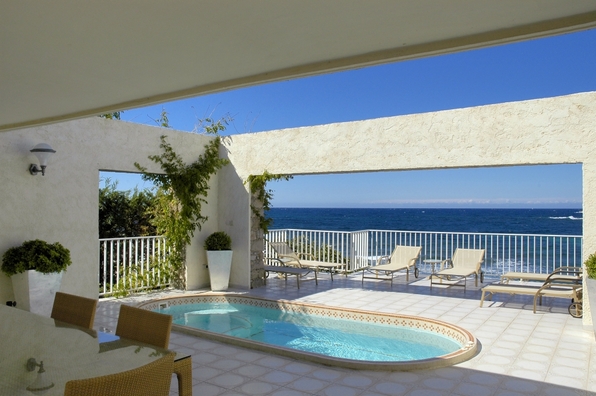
[247, 171, 292, 234]
[99, 112, 122, 120]
[134, 116, 230, 288]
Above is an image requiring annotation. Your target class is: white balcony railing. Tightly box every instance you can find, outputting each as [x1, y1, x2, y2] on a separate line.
[99, 236, 169, 297]
[266, 229, 583, 280]
[99, 230, 583, 295]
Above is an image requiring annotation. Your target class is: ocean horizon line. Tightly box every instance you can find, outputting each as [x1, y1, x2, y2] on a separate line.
[271, 207, 583, 210]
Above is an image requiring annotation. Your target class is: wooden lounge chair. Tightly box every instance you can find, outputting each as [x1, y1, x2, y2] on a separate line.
[51, 291, 98, 330]
[268, 241, 345, 280]
[64, 352, 175, 396]
[480, 273, 582, 315]
[362, 245, 421, 285]
[430, 248, 485, 290]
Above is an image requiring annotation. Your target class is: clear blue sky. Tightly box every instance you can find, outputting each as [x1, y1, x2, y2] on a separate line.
[102, 28, 596, 209]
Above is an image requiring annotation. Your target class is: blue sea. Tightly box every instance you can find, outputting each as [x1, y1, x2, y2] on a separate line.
[269, 208, 582, 236]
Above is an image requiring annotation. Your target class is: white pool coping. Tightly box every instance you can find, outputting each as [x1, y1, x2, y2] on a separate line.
[138, 293, 478, 371]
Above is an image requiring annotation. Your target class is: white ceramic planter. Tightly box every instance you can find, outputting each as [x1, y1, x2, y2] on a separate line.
[11, 270, 63, 317]
[207, 250, 233, 291]
[587, 278, 596, 339]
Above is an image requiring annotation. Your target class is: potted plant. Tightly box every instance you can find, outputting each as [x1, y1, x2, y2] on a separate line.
[1, 239, 71, 316]
[204, 231, 233, 291]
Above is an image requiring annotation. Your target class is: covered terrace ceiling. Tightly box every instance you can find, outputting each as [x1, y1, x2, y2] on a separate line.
[2, 1, 596, 132]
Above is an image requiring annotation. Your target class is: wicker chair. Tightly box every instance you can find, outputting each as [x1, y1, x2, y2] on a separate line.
[115, 304, 192, 395]
[115, 305, 172, 349]
[50, 291, 98, 330]
[64, 352, 175, 396]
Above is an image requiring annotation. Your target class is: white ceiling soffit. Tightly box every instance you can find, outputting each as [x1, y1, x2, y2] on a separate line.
[2, 1, 596, 131]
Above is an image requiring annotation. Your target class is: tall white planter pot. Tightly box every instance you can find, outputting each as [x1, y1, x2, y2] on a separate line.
[11, 270, 63, 317]
[587, 278, 596, 339]
[207, 251, 233, 291]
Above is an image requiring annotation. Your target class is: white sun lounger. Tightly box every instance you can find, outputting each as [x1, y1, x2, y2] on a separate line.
[430, 248, 485, 290]
[268, 241, 345, 280]
[362, 245, 421, 284]
[500, 266, 582, 284]
[480, 275, 582, 313]
[263, 260, 317, 289]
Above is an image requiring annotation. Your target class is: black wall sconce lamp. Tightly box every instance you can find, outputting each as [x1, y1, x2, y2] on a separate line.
[29, 143, 56, 176]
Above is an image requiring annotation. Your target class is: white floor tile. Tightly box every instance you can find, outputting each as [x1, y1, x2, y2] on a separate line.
[93, 279, 595, 396]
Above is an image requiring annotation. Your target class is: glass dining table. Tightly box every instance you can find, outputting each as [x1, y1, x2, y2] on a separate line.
[0, 304, 188, 395]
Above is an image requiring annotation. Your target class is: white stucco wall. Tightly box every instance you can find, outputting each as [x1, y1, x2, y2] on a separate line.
[0, 118, 227, 303]
[217, 154, 252, 288]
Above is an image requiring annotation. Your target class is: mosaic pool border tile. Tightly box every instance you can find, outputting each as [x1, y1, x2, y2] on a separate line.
[138, 292, 478, 371]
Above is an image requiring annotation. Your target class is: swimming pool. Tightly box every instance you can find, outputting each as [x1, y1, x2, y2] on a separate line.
[139, 294, 477, 370]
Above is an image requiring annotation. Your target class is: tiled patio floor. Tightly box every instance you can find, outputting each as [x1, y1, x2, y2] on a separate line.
[94, 273, 596, 396]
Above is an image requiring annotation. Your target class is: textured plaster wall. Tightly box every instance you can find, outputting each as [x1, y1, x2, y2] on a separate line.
[583, 162, 596, 325]
[224, 91, 596, 324]
[226, 93, 594, 177]
[0, 117, 224, 303]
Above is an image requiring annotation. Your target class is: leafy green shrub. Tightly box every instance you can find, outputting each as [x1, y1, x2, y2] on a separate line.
[204, 232, 232, 251]
[111, 257, 170, 298]
[586, 252, 596, 279]
[1, 239, 72, 276]
[289, 236, 345, 264]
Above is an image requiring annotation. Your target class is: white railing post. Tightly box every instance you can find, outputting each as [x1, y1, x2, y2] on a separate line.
[99, 235, 169, 297]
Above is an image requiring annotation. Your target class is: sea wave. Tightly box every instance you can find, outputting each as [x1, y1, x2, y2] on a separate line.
[549, 216, 582, 220]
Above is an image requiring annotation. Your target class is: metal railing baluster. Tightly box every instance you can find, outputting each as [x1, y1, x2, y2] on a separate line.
[98, 236, 168, 297]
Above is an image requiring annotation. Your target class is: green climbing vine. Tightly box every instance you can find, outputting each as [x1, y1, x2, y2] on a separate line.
[247, 171, 292, 234]
[99, 112, 122, 120]
[134, 116, 230, 288]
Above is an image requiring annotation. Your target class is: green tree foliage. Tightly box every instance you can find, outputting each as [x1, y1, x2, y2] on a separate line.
[99, 179, 157, 238]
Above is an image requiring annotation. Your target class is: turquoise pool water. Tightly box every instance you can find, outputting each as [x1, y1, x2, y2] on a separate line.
[158, 302, 460, 362]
